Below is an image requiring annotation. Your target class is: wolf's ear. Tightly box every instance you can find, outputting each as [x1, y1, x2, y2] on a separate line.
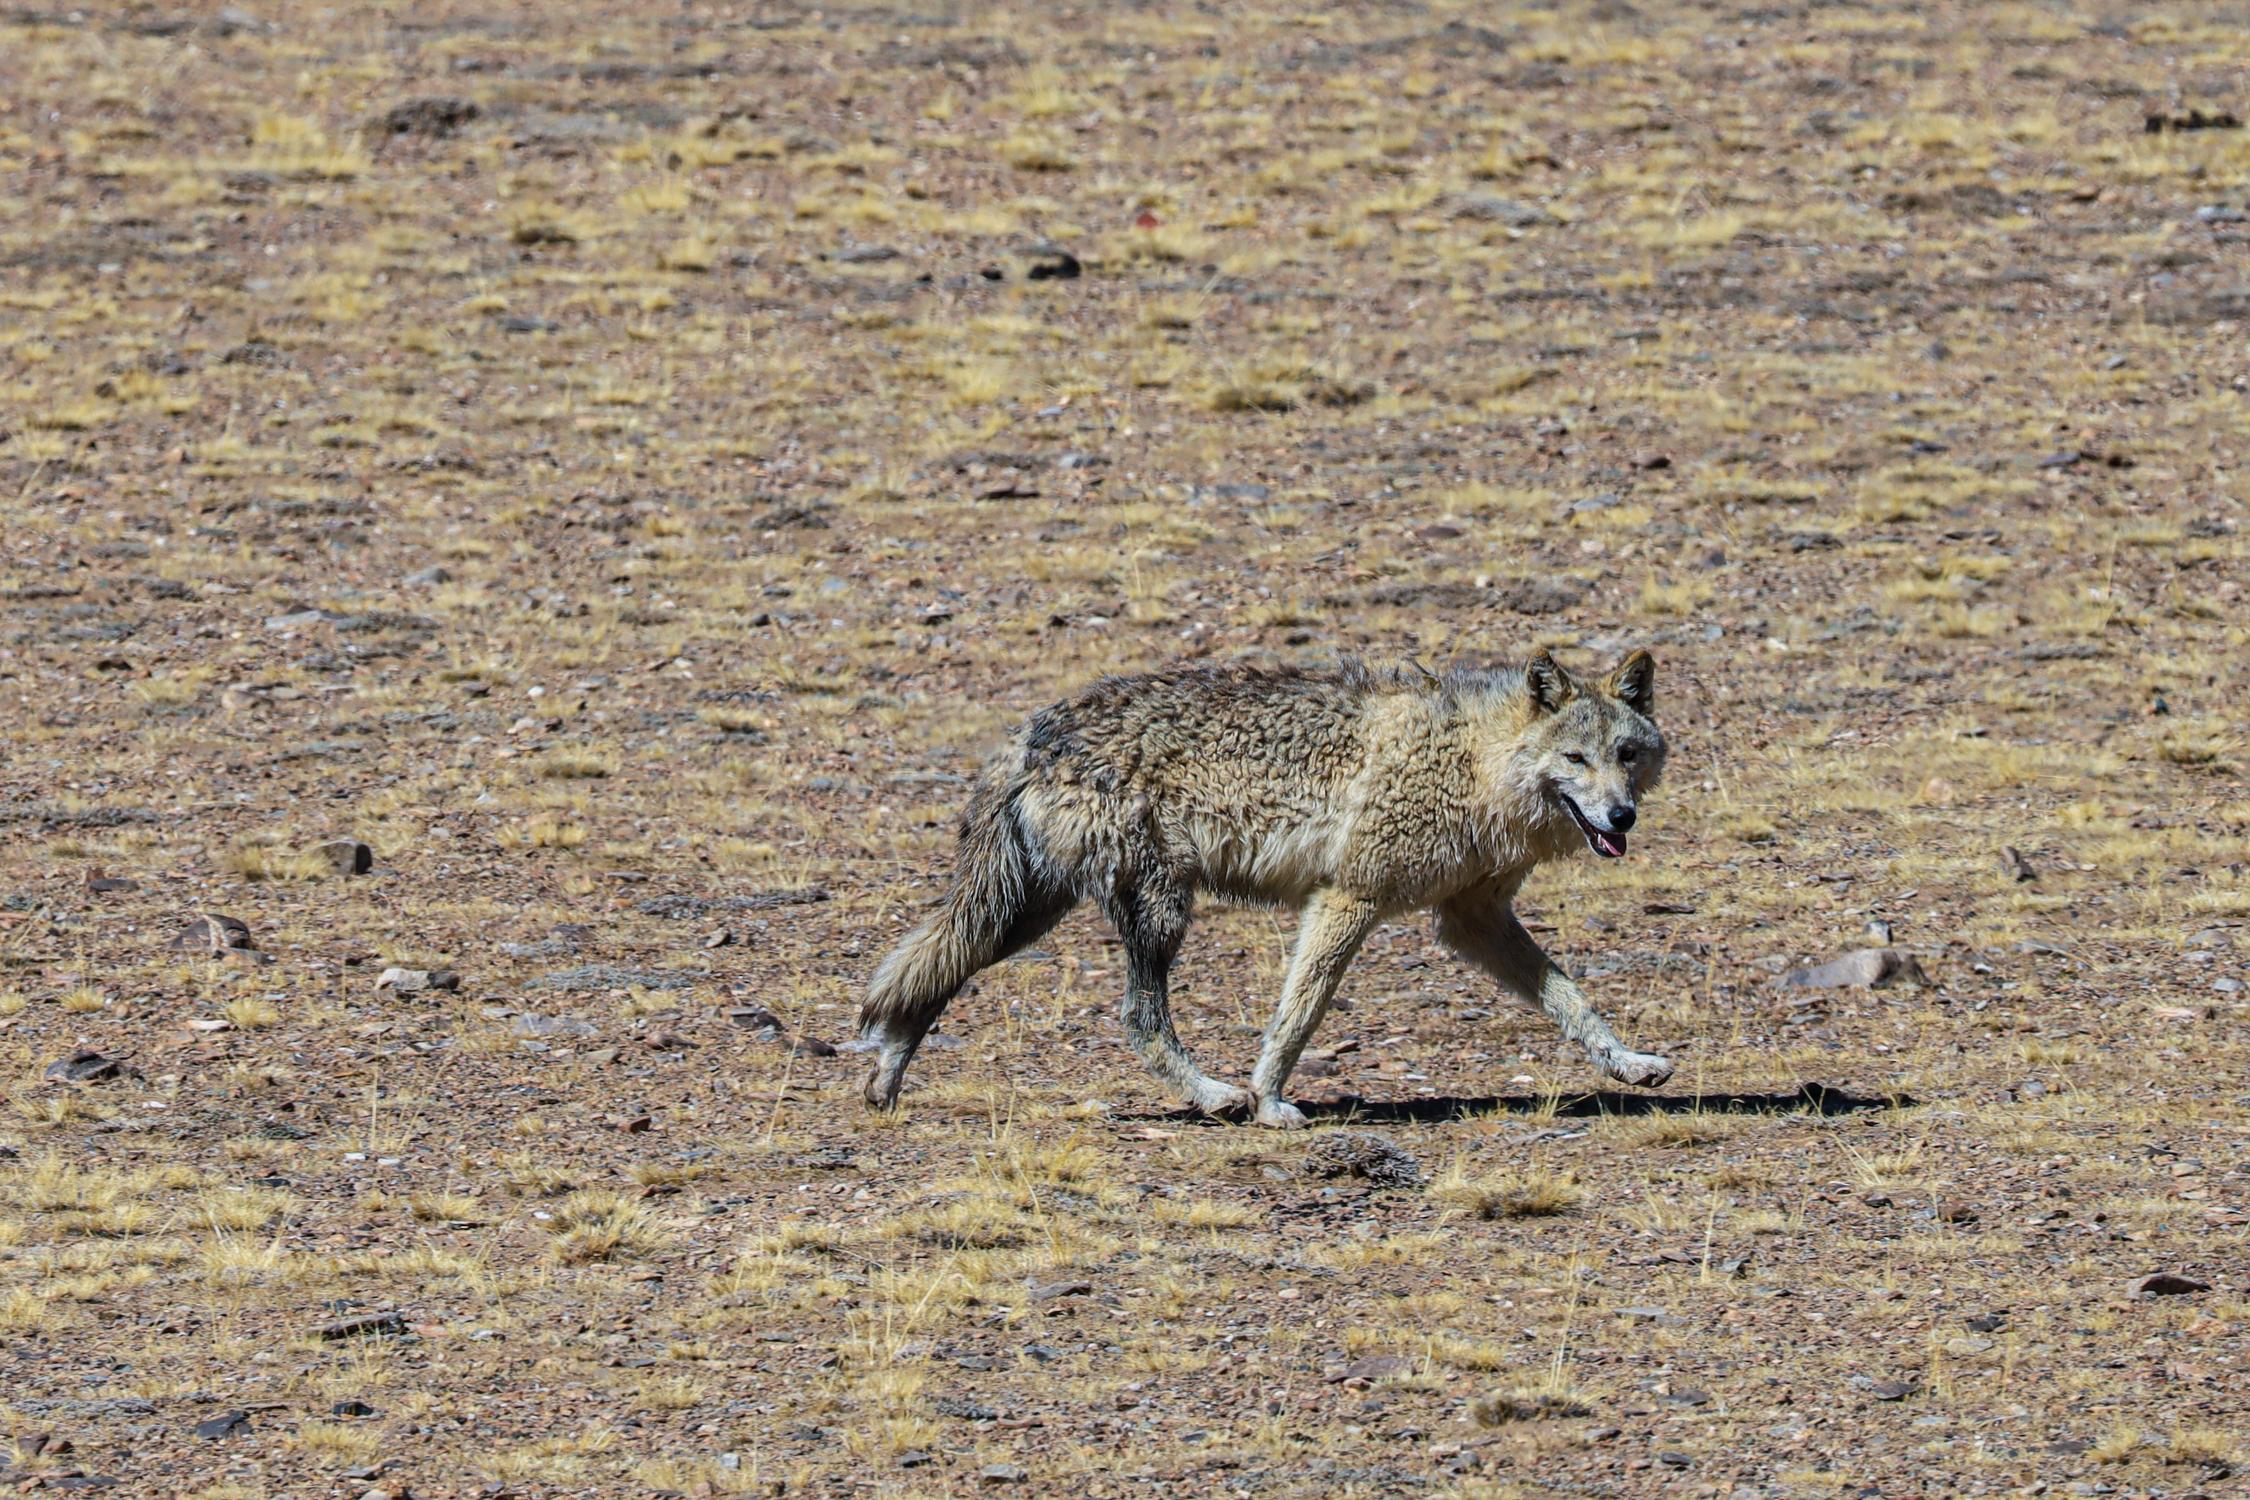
[1605, 649, 1656, 715]
[1524, 651, 1578, 715]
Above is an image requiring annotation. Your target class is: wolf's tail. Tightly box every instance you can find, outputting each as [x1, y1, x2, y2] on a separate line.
[858, 772, 1066, 1109]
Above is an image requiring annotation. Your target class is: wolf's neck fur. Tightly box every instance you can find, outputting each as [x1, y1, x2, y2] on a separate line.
[1442, 675, 1569, 876]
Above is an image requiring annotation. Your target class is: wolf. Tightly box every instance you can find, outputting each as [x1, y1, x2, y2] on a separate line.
[856, 649, 1673, 1127]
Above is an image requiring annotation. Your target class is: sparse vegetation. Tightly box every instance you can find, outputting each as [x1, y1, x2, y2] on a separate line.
[0, 0, 2242, 1494]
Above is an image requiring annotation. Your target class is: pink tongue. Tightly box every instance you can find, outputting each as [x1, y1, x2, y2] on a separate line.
[1597, 830, 1625, 857]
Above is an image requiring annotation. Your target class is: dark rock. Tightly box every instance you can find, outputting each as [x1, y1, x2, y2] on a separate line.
[933, 1396, 999, 1421]
[980, 1464, 1028, 1484]
[374, 97, 479, 136]
[1025, 250, 1082, 281]
[789, 1036, 839, 1058]
[317, 839, 375, 876]
[2134, 1272, 2209, 1297]
[1029, 1280, 1092, 1301]
[1303, 1131, 1422, 1187]
[2147, 108, 2240, 133]
[194, 1411, 252, 1439]
[332, 1400, 380, 1417]
[320, 1312, 409, 1340]
[725, 1007, 784, 1033]
[45, 1049, 134, 1083]
[835, 244, 902, 264]
[1471, 1389, 1593, 1424]
[2002, 845, 2037, 883]
[1449, 193, 1557, 227]
[1328, 1354, 1413, 1383]
[171, 913, 255, 955]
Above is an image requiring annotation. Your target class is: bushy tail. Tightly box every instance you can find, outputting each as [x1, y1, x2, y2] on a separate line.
[858, 776, 1061, 1109]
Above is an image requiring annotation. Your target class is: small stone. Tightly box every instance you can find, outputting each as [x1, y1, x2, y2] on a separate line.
[979, 1464, 1028, 1484]
[1936, 1201, 1978, 1224]
[2134, 1272, 2209, 1297]
[171, 913, 256, 955]
[332, 1399, 379, 1417]
[402, 565, 453, 588]
[512, 1013, 598, 1039]
[1779, 948, 1927, 989]
[789, 1036, 839, 1058]
[317, 839, 375, 876]
[1448, 192, 1558, 227]
[896, 1450, 934, 1468]
[835, 243, 901, 264]
[614, 1114, 655, 1133]
[1630, 450, 1672, 470]
[195, 1411, 252, 1439]
[1327, 1354, 1412, 1384]
[377, 967, 459, 994]
[1029, 1279, 1092, 1301]
[2002, 845, 2037, 883]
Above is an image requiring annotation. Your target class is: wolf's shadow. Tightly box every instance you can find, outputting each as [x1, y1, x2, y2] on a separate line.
[1139, 1081, 1904, 1126]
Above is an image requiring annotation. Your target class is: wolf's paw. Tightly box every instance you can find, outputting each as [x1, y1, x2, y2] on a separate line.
[861, 1059, 907, 1112]
[1599, 1048, 1675, 1088]
[1253, 1097, 1310, 1130]
[1190, 1081, 1254, 1118]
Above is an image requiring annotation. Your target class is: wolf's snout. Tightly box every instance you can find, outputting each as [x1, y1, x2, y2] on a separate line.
[1606, 805, 1636, 832]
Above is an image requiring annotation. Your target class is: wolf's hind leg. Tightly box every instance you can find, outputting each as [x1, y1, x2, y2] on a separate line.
[1249, 889, 1380, 1128]
[1436, 884, 1673, 1088]
[1104, 877, 1248, 1116]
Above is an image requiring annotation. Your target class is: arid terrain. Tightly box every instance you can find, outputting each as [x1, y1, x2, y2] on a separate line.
[2, 1, 2246, 1495]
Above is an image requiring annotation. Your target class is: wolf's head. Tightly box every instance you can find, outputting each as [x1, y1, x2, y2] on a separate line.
[1510, 650, 1666, 859]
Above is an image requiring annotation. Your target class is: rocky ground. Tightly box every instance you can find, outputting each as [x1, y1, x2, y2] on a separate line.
[1, 1, 2246, 1496]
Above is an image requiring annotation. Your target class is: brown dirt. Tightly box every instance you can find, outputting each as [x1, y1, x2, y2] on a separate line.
[1, 2, 2246, 1497]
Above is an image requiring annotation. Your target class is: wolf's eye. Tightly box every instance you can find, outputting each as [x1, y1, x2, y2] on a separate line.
[1563, 752, 1587, 766]
[1618, 746, 1637, 764]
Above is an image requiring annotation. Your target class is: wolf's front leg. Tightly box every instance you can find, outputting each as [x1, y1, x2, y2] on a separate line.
[1249, 890, 1381, 1128]
[1436, 885, 1673, 1088]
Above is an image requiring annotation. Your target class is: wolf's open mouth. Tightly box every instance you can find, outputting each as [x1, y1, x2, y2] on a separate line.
[1559, 793, 1627, 858]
